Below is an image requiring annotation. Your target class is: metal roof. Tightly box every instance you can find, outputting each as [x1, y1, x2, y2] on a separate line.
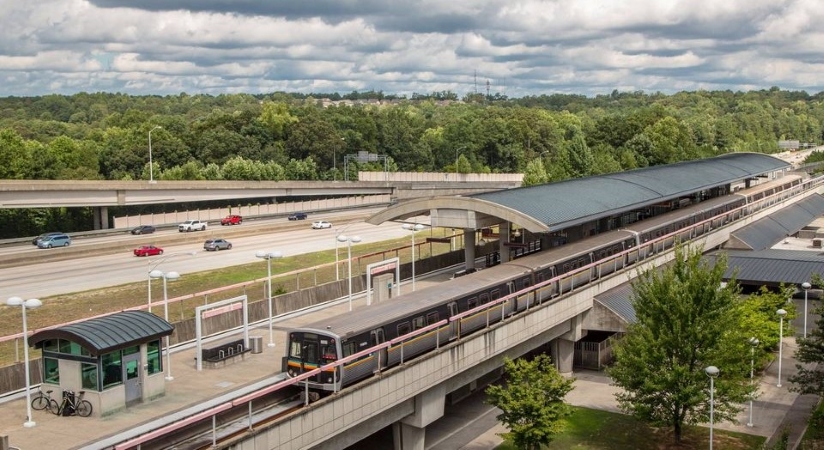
[706, 249, 824, 287]
[470, 153, 788, 231]
[594, 281, 638, 324]
[730, 195, 824, 250]
[29, 311, 174, 357]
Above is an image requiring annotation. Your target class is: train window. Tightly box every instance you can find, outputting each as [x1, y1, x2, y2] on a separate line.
[426, 312, 439, 324]
[342, 342, 357, 358]
[491, 289, 501, 300]
[321, 343, 337, 361]
[467, 297, 478, 309]
[536, 272, 545, 284]
[289, 341, 302, 358]
[412, 316, 425, 330]
[520, 277, 531, 289]
[479, 293, 490, 304]
[304, 343, 318, 364]
[397, 322, 411, 336]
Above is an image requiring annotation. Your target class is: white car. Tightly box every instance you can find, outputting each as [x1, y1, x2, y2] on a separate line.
[311, 221, 332, 229]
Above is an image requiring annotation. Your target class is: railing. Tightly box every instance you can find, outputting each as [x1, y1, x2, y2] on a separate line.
[112, 174, 824, 449]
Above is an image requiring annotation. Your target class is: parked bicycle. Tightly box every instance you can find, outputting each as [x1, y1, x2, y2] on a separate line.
[30, 388, 59, 415]
[55, 390, 92, 417]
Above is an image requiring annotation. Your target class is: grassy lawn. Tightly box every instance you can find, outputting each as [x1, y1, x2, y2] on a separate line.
[495, 407, 766, 450]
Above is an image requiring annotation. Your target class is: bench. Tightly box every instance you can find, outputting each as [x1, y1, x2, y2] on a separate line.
[199, 339, 251, 368]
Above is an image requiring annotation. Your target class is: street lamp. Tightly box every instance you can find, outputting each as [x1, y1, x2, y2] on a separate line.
[147, 251, 196, 314]
[148, 125, 162, 184]
[747, 337, 760, 427]
[777, 308, 787, 387]
[256, 250, 283, 348]
[337, 235, 362, 311]
[150, 270, 180, 381]
[705, 365, 719, 450]
[802, 282, 811, 339]
[402, 224, 425, 291]
[6, 297, 42, 428]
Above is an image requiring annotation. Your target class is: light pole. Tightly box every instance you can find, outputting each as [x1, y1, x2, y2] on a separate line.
[6, 297, 42, 428]
[147, 251, 196, 314]
[150, 270, 180, 381]
[802, 282, 811, 339]
[148, 125, 161, 184]
[454, 145, 467, 172]
[747, 337, 759, 427]
[777, 308, 787, 387]
[337, 235, 362, 311]
[705, 365, 719, 450]
[402, 224, 425, 291]
[256, 250, 283, 348]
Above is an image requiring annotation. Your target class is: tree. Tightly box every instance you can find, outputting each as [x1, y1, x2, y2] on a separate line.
[790, 275, 824, 396]
[521, 158, 548, 186]
[486, 354, 574, 450]
[608, 244, 754, 444]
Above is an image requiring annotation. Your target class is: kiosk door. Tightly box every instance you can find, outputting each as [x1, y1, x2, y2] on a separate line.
[123, 353, 142, 405]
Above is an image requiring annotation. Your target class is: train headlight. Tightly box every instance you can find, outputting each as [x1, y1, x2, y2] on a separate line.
[288, 369, 295, 377]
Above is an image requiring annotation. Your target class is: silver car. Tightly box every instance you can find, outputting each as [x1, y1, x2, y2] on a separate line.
[37, 234, 71, 248]
[204, 238, 232, 251]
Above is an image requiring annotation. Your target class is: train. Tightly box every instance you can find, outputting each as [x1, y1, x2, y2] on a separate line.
[282, 173, 807, 393]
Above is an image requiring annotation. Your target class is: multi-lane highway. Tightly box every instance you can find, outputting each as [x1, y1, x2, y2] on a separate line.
[0, 208, 428, 300]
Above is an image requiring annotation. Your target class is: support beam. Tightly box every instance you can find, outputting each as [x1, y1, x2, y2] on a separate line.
[464, 228, 476, 271]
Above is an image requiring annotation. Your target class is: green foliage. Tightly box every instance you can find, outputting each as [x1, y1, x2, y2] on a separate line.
[608, 244, 755, 444]
[789, 299, 824, 396]
[739, 285, 797, 353]
[521, 158, 549, 186]
[486, 354, 574, 450]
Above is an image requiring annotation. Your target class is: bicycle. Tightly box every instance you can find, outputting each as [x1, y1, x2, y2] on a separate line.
[56, 390, 93, 417]
[30, 388, 59, 414]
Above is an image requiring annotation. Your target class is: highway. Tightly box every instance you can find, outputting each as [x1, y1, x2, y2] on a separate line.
[0, 207, 427, 300]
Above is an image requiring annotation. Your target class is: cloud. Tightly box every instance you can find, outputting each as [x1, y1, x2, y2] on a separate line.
[0, 0, 822, 97]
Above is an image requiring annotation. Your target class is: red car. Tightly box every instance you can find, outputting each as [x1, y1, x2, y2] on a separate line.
[134, 245, 164, 257]
[221, 215, 243, 226]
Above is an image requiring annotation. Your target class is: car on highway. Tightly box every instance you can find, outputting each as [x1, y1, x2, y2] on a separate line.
[130, 225, 156, 235]
[220, 215, 243, 226]
[133, 245, 164, 257]
[37, 234, 71, 248]
[203, 238, 232, 251]
[311, 220, 332, 229]
[32, 232, 63, 246]
[288, 212, 308, 220]
[179, 219, 208, 232]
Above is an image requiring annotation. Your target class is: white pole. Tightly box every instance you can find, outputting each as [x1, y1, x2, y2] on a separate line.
[803, 282, 811, 339]
[777, 309, 786, 387]
[148, 126, 160, 184]
[21, 304, 34, 428]
[335, 237, 340, 281]
[266, 256, 274, 347]
[411, 230, 416, 291]
[347, 240, 353, 311]
[163, 276, 174, 381]
[747, 338, 758, 427]
[147, 274, 152, 314]
[709, 375, 714, 450]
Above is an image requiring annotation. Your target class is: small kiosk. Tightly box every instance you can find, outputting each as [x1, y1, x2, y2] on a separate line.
[29, 310, 174, 416]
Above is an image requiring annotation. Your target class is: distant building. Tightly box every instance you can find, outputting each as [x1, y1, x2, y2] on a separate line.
[779, 140, 801, 150]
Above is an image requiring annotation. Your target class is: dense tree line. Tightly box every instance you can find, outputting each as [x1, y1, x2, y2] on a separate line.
[1, 88, 823, 236]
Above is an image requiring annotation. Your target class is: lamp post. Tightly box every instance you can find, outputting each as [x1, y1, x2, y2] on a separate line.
[705, 365, 719, 450]
[402, 224, 425, 291]
[148, 125, 161, 184]
[337, 235, 362, 311]
[802, 282, 811, 339]
[147, 251, 196, 314]
[6, 297, 42, 428]
[150, 270, 180, 381]
[777, 308, 787, 387]
[747, 337, 759, 427]
[256, 250, 283, 348]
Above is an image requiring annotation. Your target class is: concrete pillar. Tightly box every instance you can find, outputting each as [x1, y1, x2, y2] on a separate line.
[500, 222, 511, 262]
[463, 229, 476, 270]
[392, 422, 425, 450]
[553, 338, 575, 376]
[100, 206, 109, 229]
[92, 207, 101, 230]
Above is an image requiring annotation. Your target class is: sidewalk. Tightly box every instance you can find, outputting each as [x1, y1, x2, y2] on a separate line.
[451, 336, 819, 450]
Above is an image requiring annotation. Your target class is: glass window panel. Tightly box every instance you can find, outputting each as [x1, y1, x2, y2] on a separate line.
[43, 357, 60, 384]
[102, 351, 123, 389]
[81, 363, 98, 391]
[147, 341, 161, 375]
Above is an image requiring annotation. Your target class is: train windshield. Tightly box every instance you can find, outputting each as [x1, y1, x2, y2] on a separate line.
[288, 332, 338, 365]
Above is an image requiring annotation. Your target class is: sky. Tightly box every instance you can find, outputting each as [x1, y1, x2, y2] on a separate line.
[2, 0, 824, 98]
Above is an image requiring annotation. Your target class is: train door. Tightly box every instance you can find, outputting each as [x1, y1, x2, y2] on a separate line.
[447, 302, 459, 338]
[290, 332, 323, 384]
[371, 328, 387, 371]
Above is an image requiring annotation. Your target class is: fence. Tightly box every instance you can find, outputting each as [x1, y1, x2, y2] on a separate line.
[358, 172, 523, 183]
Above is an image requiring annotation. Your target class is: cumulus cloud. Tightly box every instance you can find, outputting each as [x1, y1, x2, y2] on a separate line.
[0, 0, 822, 97]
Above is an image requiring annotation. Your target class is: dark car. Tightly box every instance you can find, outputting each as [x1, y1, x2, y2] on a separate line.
[204, 238, 232, 251]
[288, 212, 308, 221]
[32, 232, 63, 245]
[130, 225, 156, 235]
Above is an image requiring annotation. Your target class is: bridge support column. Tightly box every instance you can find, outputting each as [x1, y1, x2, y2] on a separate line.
[93, 206, 109, 230]
[553, 315, 583, 376]
[464, 229, 476, 271]
[393, 385, 446, 450]
[499, 222, 511, 262]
